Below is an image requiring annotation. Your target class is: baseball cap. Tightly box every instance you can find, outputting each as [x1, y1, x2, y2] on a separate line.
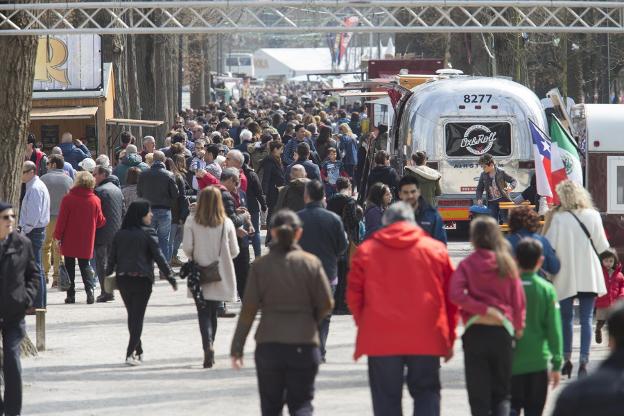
[78, 158, 96, 173]
[0, 201, 12, 213]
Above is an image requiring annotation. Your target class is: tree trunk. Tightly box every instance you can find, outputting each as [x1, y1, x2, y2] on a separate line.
[126, 35, 142, 139]
[102, 34, 130, 157]
[154, 34, 171, 139]
[135, 35, 158, 141]
[0, 5, 41, 358]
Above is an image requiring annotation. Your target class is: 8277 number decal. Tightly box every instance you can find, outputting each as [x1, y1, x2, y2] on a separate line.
[463, 94, 493, 103]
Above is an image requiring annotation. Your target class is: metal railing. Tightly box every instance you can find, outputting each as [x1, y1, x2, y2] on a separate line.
[0, 1, 623, 35]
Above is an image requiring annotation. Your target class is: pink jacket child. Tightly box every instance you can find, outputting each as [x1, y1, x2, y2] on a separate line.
[450, 248, 526, 333]
[595, 263, 624, 310]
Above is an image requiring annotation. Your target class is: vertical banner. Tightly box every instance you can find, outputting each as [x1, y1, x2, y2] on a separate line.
[338, 16, 359, 66]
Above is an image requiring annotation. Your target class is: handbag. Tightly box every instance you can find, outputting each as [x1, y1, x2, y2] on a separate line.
[104, 274, 118, 293]
[192, 223, 225, 284]
[568, 211, 602, 258]
[59, 260, 71, 291]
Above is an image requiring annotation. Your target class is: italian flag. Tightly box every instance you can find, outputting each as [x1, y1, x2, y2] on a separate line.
[550, 116, 583, 202]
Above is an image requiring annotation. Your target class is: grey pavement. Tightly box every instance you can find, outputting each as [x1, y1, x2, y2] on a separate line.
[20, 240, 610, 415]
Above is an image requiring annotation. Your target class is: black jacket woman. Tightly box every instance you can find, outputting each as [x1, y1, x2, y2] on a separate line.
[231, 210, 334, 415]
[260, 141, 286, 230]
[107, 200, 177, 366]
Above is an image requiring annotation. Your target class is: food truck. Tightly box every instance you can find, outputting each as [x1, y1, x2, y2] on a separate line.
[391, 71, 545, 229]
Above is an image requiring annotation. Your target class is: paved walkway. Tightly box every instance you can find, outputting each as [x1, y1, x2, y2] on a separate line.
[20, 242, 609, 415]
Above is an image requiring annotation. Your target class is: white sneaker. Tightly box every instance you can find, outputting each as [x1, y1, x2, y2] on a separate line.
[125, 355, 140, 366]
[137, 353, 144, 362]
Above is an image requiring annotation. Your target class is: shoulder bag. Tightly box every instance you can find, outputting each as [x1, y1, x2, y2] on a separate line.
[59, 259, 72, 291]
[192, 222, 225, 284]
[568, 211, 601, 259]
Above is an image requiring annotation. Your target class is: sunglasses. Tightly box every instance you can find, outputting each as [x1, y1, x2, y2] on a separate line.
[22, 170, 33, 174]
[1, 214, 15, 220]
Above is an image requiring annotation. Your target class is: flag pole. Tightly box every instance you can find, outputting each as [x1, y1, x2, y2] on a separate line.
[528, 118, 551, 141]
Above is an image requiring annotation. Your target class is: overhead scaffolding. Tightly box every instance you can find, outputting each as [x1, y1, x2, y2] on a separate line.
[0, 1, 623, 35]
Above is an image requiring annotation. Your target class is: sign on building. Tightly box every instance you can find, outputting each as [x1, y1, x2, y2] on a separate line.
[33, 35, 102, 91]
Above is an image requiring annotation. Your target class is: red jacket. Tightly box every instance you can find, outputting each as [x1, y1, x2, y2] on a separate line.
[596, 264, 624, 309]
[450, 249, 526, 332]
[54, 187, 106, 259]
[347, 221, 458, 360]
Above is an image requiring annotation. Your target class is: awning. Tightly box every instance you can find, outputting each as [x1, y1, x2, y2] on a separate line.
[30, 106, 98, 120]
[339, 91, 388, 98]
[106, 118, 164, 127]
[366, 97, 392, 105]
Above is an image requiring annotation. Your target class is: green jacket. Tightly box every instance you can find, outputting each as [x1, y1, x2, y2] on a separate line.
[404, 165, 442, 207]
[512, 272, 563, 375]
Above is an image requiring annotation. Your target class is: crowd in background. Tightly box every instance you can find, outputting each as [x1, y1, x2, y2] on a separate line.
[3, 85, 623, 416]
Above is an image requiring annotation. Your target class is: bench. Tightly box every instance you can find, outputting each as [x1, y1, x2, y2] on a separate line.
[36, 308, 46, 351]
[497, 202, 540, 233]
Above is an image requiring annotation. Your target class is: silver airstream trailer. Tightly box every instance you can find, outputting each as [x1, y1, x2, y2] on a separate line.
[392, 73, 547, 228]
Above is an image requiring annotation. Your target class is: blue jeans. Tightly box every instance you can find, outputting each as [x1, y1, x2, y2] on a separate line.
[250, 211, 261, 257]
[89, 257, 98, 288]
[0, 319, 26, 416]
[151, 208, 172, 261]
[26, 227, 46, 309]
[487, 198, 508, 225]
[560, 293, 596, 364]
[368, 355, 441, 416]
[169, 222, 183, 261]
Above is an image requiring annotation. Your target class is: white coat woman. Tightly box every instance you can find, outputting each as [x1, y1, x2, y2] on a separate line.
[544, 180, 610, 377]
[183, 186, 239, 368]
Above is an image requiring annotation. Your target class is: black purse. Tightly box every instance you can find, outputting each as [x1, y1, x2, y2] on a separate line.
[193, 223, 225, 284]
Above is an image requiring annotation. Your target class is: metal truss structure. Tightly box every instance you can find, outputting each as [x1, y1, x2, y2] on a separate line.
[0, 1, 624, 36]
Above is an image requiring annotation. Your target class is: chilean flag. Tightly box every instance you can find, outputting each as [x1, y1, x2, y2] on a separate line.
[529, 120, 553, 200]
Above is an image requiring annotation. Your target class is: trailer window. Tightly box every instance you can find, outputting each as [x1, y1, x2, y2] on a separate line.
[445, 122, 512, 157]
[226, 57, 239, 66]
[607, 156, 624, 213]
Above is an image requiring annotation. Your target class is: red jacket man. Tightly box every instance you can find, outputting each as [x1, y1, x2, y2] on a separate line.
[347, 202, 458, 416]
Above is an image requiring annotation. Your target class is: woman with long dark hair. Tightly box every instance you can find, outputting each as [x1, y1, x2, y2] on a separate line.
[364, 182, 392, 239]
[165, 156, 191, 265]
[315, 125, 337, 162]
[231, 210, 334, 415]
[107, 200, 177, 366]
[183, 186, 239, 368]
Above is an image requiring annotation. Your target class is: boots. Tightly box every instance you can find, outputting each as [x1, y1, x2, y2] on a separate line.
[64, 293, 76, 304]
[561, 360, 573, 379]
[86, 287, 95, 304]
[203, 349, 215, 369]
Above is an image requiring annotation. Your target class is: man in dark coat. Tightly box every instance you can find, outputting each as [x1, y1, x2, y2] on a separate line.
[0, 201, 39, 416]
[274, 164, 308, 213]
[260, 141, 286, 244]
[286, 142, 320, 181]
[218, 167, 249, 318]
[137, 151, 179, 264]
[552, 301, 624, 416]
[367, 150, 400, 197]
[94, 166, 124, 302]
[297, 180, 348, 361]
[241, 154, 267, 258]
[398, 175, 447, 245]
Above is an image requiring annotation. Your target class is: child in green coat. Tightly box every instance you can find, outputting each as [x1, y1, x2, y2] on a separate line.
[511, 238, 563, 416]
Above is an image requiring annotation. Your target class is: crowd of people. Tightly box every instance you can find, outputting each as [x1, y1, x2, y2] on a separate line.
[1, 88, 623, 416]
